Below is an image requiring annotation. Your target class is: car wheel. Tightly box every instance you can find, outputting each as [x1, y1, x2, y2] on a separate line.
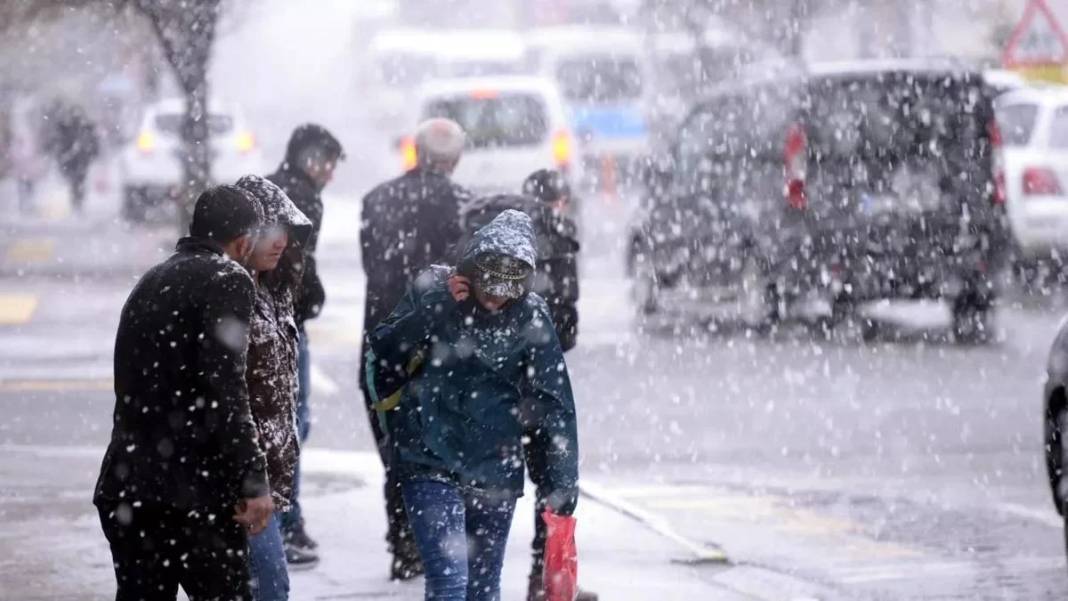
[122, 186, 147, 223]
[830, 294, 877, 342]
[632, 257, 660, 316]
[951, 292, 992, 344]
[737, 256, 780, 332]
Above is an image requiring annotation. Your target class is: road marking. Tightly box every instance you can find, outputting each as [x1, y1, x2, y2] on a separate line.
[0, 294, 39, 324]
[5, 238, 55, 263]
[0, 378, 112, 392]
[579, 479, 730, 564]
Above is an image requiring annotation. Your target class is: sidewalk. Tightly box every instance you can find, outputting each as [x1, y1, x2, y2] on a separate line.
[1, 445, 753, 601]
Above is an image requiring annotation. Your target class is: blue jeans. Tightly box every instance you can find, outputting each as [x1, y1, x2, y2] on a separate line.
[248, 513, 289, 601]
[401, 480, 516, 601]
[282, 332, 312, 534]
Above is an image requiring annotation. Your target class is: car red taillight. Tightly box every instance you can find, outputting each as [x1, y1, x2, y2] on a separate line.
[988, 119, 1006, 205]
[1023, 167, 1064, 196]
[783, 123, 807, 210]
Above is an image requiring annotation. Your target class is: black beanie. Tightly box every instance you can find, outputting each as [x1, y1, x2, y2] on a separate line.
[189, 185, 263, 243]
[284, 123, 344, 165]
[522, 169, 570, 203]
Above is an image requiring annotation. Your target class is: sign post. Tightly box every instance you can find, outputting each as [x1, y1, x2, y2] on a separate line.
[1002, 0, 1068, 84]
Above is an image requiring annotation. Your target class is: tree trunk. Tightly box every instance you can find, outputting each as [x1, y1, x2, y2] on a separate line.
[180, 81, 211, 234]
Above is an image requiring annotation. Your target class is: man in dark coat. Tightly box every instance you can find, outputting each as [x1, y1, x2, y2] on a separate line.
[358, 117, 471, 580]
[43, 102, 99, 212]
[94, 185, 273, 601]
[266, 123, 344, 559]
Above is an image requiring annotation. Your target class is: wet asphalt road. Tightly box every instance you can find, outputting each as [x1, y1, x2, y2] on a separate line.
[3, 186, 1068, 600]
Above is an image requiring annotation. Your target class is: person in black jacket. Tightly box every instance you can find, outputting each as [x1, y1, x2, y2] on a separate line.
[94, 185, 273, 601]
[266, 124, 344, 560]
[358, 117, 471, 580]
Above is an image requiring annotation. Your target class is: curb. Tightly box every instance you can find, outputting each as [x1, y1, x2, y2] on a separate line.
[578, 479, 730, 565]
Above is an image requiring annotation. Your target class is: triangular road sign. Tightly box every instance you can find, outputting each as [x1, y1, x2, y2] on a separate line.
[1003, 0, 1068, 68]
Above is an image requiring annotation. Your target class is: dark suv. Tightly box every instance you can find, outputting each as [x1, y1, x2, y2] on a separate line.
[627, 61, 1010, 340]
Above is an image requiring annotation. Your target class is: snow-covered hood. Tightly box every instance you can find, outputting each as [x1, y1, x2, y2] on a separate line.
[235, 174, 312, 246]
[461, 208, 538, 270]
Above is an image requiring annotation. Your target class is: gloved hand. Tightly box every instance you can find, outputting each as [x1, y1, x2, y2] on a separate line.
[545, 488, 578, 516]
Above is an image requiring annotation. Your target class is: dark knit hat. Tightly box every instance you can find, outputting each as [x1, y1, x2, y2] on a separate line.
[189, 185, 263, 243]
[522, 168, 570, 203]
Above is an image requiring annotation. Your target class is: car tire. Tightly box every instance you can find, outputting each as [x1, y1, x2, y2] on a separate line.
[951, 292, 992, 344]
[632, 257, 660, 316]
[830, 295, 877, 342]
[122, 186, 147, 223]
[737, 256, 780, 332]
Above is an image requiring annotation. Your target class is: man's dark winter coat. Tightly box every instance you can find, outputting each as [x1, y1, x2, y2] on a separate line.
[94, 238, 268, 513]
[359, 167, 472, 336]
[268, 164, 324, 326]
[460, 194, 580, 351]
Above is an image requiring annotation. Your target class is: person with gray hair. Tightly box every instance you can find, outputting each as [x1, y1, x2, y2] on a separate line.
[413, 117, 465, 173]
[358, 117, 473, 580]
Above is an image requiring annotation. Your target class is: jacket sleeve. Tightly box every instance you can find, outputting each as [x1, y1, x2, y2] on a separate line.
[296, 252, 325, 324]
[364, 275, 444, 403]
[522, 303, 580, 508]
[198, 269, 269, 499]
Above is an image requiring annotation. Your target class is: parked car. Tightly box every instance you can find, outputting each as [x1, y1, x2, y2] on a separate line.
[626, 60, 1010, 341]
[118, 98, 264, 222]
[399, 76, 579, 195]
[995, 87, 1068, 281]
[1044, 316, 1068, 524]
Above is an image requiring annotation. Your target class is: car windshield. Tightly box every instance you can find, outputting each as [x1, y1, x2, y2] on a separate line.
[1050, 106, 1068, 150]
[154, 113, 234, 136]
[556, 56, 642, 102]
[424, 93, 548, 148]
[997, 102, 1039, 147]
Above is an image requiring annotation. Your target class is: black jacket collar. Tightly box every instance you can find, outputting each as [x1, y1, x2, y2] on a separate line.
[175, 236, 226, 256]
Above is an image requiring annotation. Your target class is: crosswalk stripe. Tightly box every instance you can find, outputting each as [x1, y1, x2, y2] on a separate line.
[0, 378, 112, 392]
[5, 238, 55, 263]
[0, 294, 39, 324]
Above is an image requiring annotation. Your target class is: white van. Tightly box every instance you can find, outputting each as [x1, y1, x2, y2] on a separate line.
[361, 28, 527, 134]
[525, 26, 649, 188]
[401, 76, 579, 195]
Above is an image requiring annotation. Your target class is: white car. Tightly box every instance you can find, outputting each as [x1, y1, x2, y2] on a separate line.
[996, 88, 1068, 260]
[401, 76, 579, 195]
[119, 98, 264, 221]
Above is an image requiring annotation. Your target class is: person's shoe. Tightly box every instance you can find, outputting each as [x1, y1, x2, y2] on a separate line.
[527, 576, 599, 601]
[389, 554, 424, 581]
[284, 522, 319, 551]
[284, 543, 319, 571]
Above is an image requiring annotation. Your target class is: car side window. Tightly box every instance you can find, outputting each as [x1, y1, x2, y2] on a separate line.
[1050, 106, 1068, 150]
[996, 102, 1039, 147]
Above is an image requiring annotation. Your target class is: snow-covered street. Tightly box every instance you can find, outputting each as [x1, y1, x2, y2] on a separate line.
[2, 181, 1067, 599]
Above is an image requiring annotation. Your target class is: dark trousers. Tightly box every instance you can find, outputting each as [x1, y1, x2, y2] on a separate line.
[98, 501, 252, 601]
[63, 164, 88, 211]
[524, 429, 552, 580]
[359, 347, 417, 563]
[280, 332, 311, 535]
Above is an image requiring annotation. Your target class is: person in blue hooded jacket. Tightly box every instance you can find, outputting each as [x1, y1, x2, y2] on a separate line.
[365, 209, 579, 601]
